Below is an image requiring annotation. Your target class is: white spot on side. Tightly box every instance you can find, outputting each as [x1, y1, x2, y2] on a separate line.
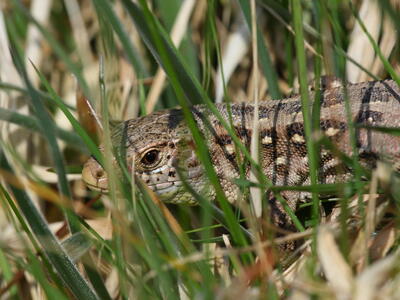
[325, 127, 340, 136]
[321, 149, 329, 157]
[225, 144, 235, 155]
[367, 117, 375, 124]
[262, 135, 273, 145]
[276, 156, 287, 165]
[291, 133, 305, 143]
[324, 158, 340, 170]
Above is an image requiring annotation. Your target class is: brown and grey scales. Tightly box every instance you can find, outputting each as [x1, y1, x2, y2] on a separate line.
[82, 80, 400, 228]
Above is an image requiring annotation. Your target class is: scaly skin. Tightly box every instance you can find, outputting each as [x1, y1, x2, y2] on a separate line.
[82, 79, 400, 227]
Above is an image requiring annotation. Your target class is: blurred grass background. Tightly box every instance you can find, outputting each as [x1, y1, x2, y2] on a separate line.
[0, 0, 400, 299]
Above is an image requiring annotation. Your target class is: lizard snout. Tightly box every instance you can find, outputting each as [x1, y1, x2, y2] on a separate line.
[82, 156, 109, 192]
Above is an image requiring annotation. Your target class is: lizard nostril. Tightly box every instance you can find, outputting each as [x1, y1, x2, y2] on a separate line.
[95, 169, 104, 179]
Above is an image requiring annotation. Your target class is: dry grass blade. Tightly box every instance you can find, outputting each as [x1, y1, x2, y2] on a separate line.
[0, 169, 70, 207]
[214, 239, 232, 285]
[25, 0, 52, 87]
[365, 172, 378, 241]
[145, 0, 196, 113]
[0, 12, 22, 88]
[370, 222, 397, 260]
[215, 14, 250, 103]
[317, 226, 353, 299]
[351, 171, 380, 271]
[259, 2, 319, 58]
[369, 14, 397, 76]
[76, 83, 103, 143]
[346, 0, 381, 82]
[0, 11, 26, 157]
[354, 251, 400, 300]
[249, 0, 262, 219]
[286, 255, 326, 300]
[75, 218, 113, 240]
[64, 0, 94, 66]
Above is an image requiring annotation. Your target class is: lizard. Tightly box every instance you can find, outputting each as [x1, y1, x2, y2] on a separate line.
[82, 79, 400, 228]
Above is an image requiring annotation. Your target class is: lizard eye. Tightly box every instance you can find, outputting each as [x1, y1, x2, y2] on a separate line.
[141, 149, 160, 166]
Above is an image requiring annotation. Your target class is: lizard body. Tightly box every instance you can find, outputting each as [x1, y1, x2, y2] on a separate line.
[82, 79, 400, 225]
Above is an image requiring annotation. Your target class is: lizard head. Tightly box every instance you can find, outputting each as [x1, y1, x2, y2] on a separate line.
[82, 109, 213, 204]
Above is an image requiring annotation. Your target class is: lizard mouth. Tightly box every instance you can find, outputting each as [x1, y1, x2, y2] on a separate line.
[83, 177, 187, 200]
[146, 177, 206, 204]
[147, 178, 188, 194]
[148, 182, 181, 201]
[82, 156, 205, 204]
[84, 181, 109, 193]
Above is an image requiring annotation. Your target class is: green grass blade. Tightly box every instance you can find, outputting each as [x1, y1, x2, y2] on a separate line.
[92, 0, 148, 78]
[32, 67, 103, 165]
[237, 0, 282, 99]
[0, 107, 87, 153]
[13, 1, 91, 101]
[0, 82, 75, 110]
[0, 249, 19, 298]
[24, 254, 69, 300]
[291, 0, 320, 226]
[61, 232, 93, 262]
[379, 0, 400, 31]
[122, 0, 204, 105]
[12, 50, 81, 234]
[350, 2, 400, 85]
[122, 0, 250, 250]
[0, 152, 99, 300]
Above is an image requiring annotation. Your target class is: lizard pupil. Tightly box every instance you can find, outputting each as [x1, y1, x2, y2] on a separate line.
[142, 150, 159, 166]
